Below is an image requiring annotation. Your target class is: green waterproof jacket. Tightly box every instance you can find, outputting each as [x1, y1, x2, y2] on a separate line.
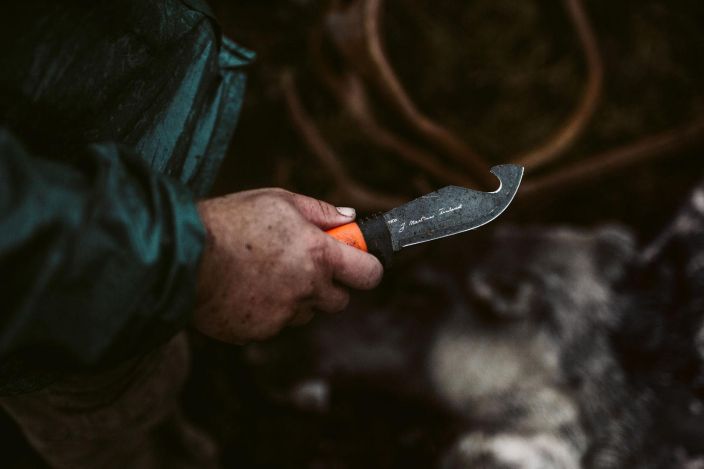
[0, 0, 253, 393]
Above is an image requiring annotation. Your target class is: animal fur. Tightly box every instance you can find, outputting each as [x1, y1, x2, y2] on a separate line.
[240, 183, 704, 468]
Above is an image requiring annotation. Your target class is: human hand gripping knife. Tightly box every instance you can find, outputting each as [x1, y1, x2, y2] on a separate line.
[326, 165, 524, 266]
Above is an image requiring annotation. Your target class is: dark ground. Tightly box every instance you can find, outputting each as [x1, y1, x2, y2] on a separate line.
[4, 0, 704, 467]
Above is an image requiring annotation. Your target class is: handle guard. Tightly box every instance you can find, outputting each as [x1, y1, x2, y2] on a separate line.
[325, 222, 368, 252]
[326, 216, 394, 267]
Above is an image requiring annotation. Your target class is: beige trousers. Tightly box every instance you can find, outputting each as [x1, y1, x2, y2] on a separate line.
[0, 333, 220, 469]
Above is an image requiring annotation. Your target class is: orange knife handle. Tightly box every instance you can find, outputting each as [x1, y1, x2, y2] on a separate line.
[325, 216, 394, 267]
[326, 222, 369, 252]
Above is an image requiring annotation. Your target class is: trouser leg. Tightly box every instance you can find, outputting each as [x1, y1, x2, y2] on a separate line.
[0, 333, 219, 469]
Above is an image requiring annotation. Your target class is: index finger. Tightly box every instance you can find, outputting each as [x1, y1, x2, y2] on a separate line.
[325, 236, 384, 290]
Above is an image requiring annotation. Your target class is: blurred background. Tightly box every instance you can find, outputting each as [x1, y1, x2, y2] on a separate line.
[5, 0, 704, 467]
[210, 0, 704, 238]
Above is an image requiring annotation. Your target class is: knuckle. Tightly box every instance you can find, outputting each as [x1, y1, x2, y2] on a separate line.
[253, 307, 291, 340]
[264, 193, 290, 209]
[278, 309, 296, 329]
[270, 187, 290, 196]
[292, 306, 315, 326]
[299, 279, 316, 300]
[336, 291, 351, 312]
[247, 323, 278, 342]
[286, 263, 317, 300]
[317, 287, 350, 314]
[362, 259, 384, 289]
[255, 189, 292, 208]
[272, 189, 297, 206]
[260, 187, 290, 199]
[307, 236, 331, 270]
[298, 256, 318, 280]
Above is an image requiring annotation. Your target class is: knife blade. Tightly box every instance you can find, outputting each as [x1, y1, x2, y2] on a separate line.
[326, 164, 523, 266]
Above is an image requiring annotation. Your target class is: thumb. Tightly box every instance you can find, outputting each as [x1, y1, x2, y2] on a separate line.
[290, 193, 356, 230]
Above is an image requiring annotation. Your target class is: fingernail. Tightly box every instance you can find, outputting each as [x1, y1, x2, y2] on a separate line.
[336, 207, 356, 218]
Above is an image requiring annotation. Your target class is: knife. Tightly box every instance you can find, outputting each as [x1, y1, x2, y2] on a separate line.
[326, 164, 524, 266]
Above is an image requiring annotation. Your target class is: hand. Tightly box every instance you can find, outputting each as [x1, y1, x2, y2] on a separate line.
[193, 188, 383, 344]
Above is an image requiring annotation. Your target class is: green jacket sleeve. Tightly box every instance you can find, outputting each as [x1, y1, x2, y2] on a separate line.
[0, 128, 205, 376]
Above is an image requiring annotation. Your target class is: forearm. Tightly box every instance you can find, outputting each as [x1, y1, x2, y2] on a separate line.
[0, 128, 204, 374]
